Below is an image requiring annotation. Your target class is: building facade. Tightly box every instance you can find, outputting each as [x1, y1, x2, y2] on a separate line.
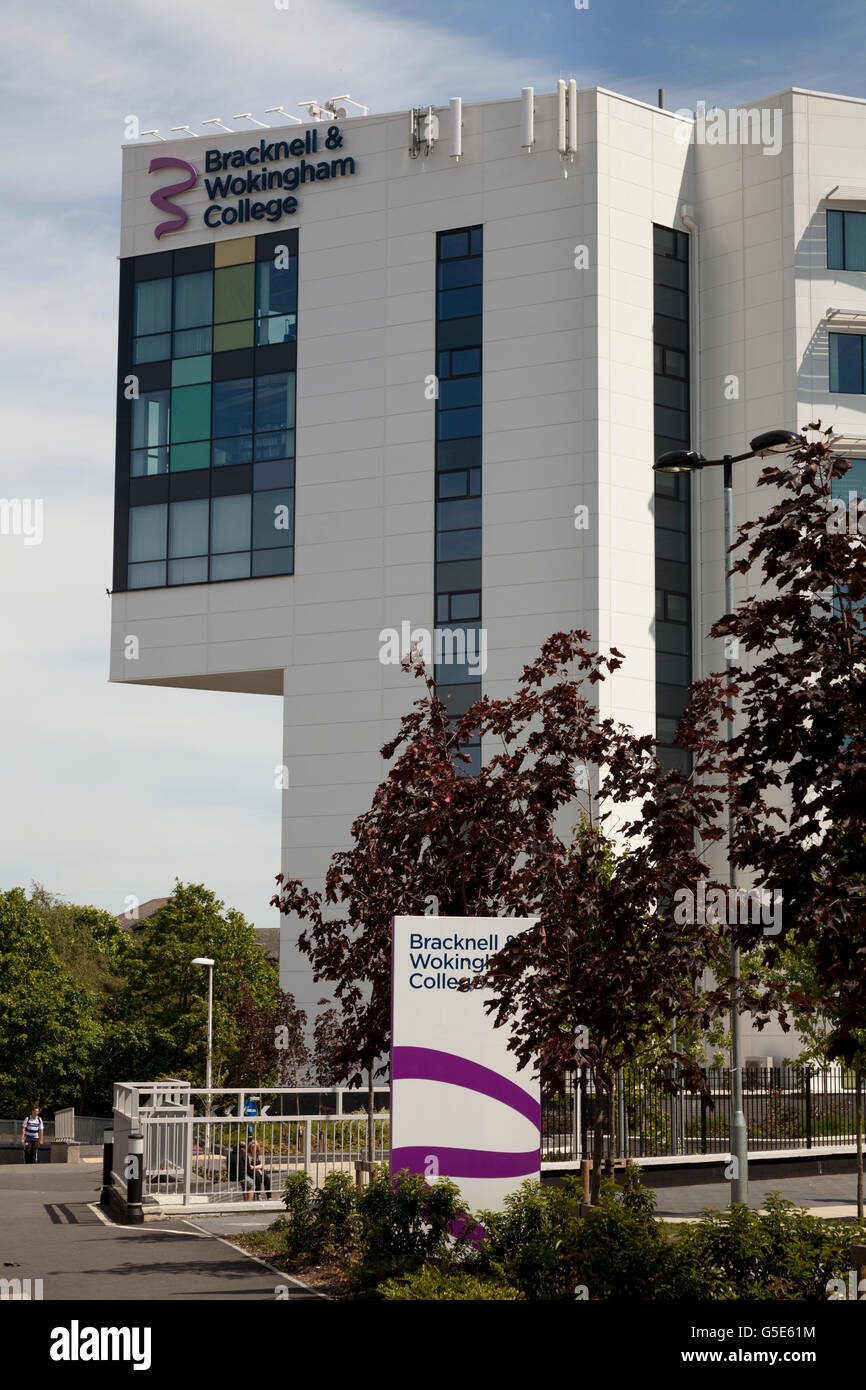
[110, 84, 866, 1061]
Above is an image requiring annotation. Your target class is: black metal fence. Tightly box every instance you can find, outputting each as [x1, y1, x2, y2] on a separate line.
[542, 1066, 864, 1162]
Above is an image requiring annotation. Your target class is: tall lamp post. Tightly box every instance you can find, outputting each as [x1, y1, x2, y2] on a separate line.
[191, 957, 215, 1106]
[654, 428, 799, 1203]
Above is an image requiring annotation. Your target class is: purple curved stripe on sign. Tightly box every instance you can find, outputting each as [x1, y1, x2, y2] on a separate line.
[149, 156, 198, 240]
[391, 1146, 540, 1179]
[392, 1046, 541, 1130]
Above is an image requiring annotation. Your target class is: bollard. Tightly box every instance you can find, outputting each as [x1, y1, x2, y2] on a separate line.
[125, 1132, 144, 1225]
[581, 1158, 592, 1202]
[100, 1129, 114, 1207]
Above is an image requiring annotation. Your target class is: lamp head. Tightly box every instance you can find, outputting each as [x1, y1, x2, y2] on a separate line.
[654, 450, 706, 473]
[191, 956, 215, 967]
[749, 429, 800, 457]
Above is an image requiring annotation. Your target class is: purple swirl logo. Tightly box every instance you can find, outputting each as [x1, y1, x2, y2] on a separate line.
[149, 156, 198, 240]
[390, 1046, 541, 1180]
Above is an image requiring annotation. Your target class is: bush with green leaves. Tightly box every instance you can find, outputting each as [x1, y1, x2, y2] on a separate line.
[676, 1193, 866, 1300]
[349, 1166, 467, 1293]
[314, 1171, 358, 1256]
[282, 1171, 316, 1256]
[282, 1170, 359, 1260]
[473, 1176, 585, 1300]
[573, 1175, 713, 1300]
[378, 1266, 523, 1300]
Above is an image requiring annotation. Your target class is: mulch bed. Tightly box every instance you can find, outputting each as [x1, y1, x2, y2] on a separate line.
[227, 1228, 352, 1299]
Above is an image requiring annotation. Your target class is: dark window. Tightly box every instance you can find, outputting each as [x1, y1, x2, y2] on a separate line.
[827, 209, 866, 272]
[439, 376, 482, 410]
[437, 529, 481, 562]
[213, 378, 254, 438]
[653, 222, 692, 766]
[438, 406, 482, 440]
[438, 258, 483, 290]
[438, 285, 483, 320]
[439, 231, 469, 259]
[437, 497, 482, 531]
[829, 333, 866, 394]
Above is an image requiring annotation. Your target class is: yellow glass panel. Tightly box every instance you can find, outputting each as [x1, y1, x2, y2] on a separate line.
[214, 263, 255, 323]
[214, 236, 255, 267]
[214, 319, 254, 352]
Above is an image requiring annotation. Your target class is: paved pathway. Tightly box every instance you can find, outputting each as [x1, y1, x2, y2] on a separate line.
[0, 1164, 322, 1300]
[652, 1170, 864, 1219]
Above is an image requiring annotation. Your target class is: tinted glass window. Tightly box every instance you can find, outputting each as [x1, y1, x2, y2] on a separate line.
[173, 272, 212, 330]
[213, 378, 253, 438]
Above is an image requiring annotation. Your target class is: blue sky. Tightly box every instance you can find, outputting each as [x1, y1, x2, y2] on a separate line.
[0, 0, 862, 934]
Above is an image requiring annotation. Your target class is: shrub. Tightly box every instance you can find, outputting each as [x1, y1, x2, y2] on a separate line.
[314, 1171, 358, 1257]
[474, 1169, 712, 1300]
[676, 1193, 866, 1300]
[574, 1177, 713, 1300]
[378, 1265, 523, 1300]
[349, 1167, 466, 1292]
[473, 1176, 585, 1300]
[282, 1171, 315, 1257]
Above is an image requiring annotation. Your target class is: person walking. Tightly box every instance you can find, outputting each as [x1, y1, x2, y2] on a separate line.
[21, 1106, 43, 1164]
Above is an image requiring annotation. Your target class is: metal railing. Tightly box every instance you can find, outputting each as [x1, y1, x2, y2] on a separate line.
[542, 1065, 866, 1161]
[141, 1113, 390, 1204]
[0, 1115, 112, 1145]
[0, 1119, 55, 1142]
[112, 1082, 391, 1207]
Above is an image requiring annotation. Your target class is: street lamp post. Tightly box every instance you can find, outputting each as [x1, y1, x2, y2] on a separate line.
[191, 956, 215, 1105]
[192, 956, 215, 1164]
[654, 429, 799, 1204]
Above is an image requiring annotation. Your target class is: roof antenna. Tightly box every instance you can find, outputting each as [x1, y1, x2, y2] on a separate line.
[265, 106, 303, 126]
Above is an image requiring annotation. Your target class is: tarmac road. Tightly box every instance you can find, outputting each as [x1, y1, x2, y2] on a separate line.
[0, 1163, 323, 1301]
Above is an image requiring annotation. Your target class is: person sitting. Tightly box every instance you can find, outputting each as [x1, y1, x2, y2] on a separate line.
[227, 1139, 255, 1198]
[247, 1140, 271, 1199]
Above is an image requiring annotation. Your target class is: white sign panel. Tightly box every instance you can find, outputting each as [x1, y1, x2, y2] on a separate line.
[391, 915, 540, 1213]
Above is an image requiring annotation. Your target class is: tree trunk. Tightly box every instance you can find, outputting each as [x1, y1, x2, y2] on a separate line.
[607, 1079, 617, 1177]
[590, 1082, 605, 1204]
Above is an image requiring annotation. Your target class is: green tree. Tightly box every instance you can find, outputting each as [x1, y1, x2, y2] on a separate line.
[0, 888, 100, 1115]
[109, 880, 278, 1090]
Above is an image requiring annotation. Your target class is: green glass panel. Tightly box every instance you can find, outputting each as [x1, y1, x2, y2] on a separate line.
[128, 503, 167, 562]
[134, 279, 171, 336]
[252, 548, 293, 577]
[214, 319, 254, 352]
[128, 561, 166, 589]
[210, 551, 251, 580]
[172, 355, 212, 386]
[170, 441, 210, 472]
[170, 383, 211, 443]
[214, 264, 255, 324]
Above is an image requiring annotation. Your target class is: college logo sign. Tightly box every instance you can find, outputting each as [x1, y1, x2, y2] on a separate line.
[147, 125, 358, 240]
[149, 156, 198, 239]
[390, 916, 541, 1213]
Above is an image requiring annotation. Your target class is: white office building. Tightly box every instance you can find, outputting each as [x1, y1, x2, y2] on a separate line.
[110, 83, 866, 1061]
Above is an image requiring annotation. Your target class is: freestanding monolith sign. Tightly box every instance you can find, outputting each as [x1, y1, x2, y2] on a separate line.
[390, 915, 540, 1213]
